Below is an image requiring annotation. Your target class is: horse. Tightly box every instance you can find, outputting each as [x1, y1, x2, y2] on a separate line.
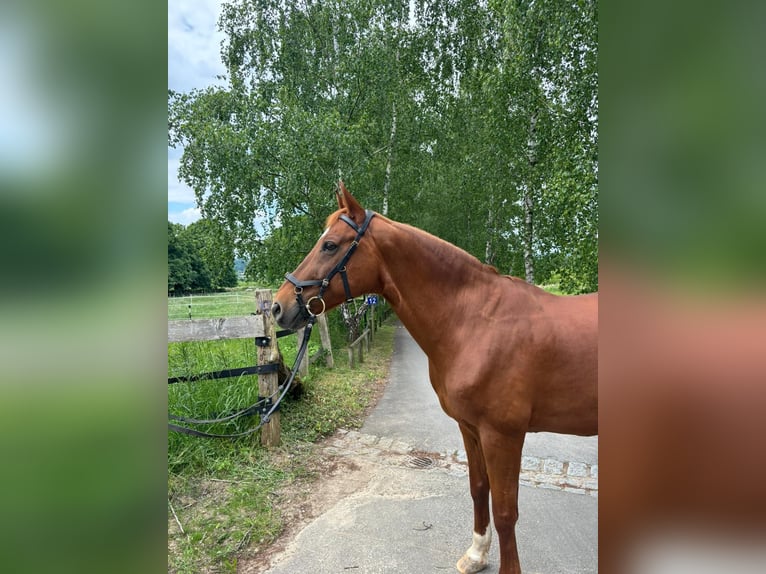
[272, 182, 598, 574]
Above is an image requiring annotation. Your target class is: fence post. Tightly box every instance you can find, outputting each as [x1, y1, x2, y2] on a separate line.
[369, 304, 376, 342]
[317, 313, 334, 368]
[255, 289, 280, 447]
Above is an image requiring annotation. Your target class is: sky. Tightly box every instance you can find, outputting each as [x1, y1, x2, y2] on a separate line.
[168, 0, 227, 225]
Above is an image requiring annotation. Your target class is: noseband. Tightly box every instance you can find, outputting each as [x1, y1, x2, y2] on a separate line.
[285, 209, 375, 320]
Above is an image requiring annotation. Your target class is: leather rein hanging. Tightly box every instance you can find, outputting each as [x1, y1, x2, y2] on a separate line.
[285, 209, 375, 320]
[168, 323, 314, 438]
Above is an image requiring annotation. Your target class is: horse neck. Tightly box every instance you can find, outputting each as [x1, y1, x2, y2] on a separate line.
[371, 218, 494, 358]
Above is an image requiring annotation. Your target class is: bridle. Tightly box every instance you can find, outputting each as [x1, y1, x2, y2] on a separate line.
[285, 209, 376, 321]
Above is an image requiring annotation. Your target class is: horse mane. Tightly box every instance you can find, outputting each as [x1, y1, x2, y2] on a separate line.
[397, 220, 542, 293]
[395, 219, 502, 278]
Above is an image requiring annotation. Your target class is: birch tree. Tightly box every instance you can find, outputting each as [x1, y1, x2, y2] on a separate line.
[169, 0, 598, 293]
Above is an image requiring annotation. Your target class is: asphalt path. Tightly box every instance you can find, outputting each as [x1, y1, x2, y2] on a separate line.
[261, 322, 598, 574]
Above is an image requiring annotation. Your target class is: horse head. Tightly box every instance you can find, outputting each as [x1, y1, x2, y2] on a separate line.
[272, 182, 381, 331]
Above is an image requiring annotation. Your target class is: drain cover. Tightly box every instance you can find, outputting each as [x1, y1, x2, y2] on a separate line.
[407, 455, 435, 469]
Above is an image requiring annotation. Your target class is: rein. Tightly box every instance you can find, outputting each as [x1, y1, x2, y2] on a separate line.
[168, 319, 315, 439]
[285, 209, 375, 320]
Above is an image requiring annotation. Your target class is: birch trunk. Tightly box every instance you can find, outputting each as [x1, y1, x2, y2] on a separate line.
[523, 112, 538, 285]
[523, 188, 535, 284]
[382, 100, 397, 216]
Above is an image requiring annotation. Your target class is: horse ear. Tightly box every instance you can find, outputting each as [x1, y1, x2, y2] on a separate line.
[336, 181, 345, 209]
[338, 180, 365, 222]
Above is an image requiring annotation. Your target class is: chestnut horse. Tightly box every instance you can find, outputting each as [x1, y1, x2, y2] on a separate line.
[272, 183, 598, 574]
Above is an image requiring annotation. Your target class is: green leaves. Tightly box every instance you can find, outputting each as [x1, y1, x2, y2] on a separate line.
[170, 0, 598, 292]
[168, 220, 237, 293]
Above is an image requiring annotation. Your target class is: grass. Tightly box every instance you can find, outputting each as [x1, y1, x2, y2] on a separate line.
[168, 289, 265, 320]
[168, 317, 395, 574]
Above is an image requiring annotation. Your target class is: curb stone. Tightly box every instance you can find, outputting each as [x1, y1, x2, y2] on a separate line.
[322, 429, 598, 497]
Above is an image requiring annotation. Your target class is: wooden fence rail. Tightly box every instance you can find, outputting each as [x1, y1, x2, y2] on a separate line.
[167, 315, 266, 342]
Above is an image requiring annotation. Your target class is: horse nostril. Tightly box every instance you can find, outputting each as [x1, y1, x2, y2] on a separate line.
[271, 301, 281, 318]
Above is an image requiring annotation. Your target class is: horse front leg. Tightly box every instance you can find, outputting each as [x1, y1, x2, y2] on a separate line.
[456, 424, 492, 574]
[482, 429, 525, 574]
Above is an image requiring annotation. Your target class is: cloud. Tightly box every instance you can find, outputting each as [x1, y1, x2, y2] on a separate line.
[169, 205, 202, 226]
[168, 0, 227, 93]
[167, 151, 196, 204]
[168, 1, 227, 220]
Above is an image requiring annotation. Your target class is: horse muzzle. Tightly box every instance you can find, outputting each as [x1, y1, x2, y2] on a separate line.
[271, 299, 308, 331]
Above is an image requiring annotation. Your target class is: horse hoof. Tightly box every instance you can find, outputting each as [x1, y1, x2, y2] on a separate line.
[456, 553, 488, 574]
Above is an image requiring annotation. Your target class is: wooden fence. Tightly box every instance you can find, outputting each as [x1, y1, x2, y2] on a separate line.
[168, 291, 392, 444]
[168, 289, 332, 446]
[347, 298, 393, 368]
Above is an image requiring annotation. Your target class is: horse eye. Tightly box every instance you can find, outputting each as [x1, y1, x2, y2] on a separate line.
[322, 241, 337, 252]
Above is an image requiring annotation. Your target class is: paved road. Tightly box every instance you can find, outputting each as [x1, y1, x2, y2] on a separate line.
[260, 323, 598, 574]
